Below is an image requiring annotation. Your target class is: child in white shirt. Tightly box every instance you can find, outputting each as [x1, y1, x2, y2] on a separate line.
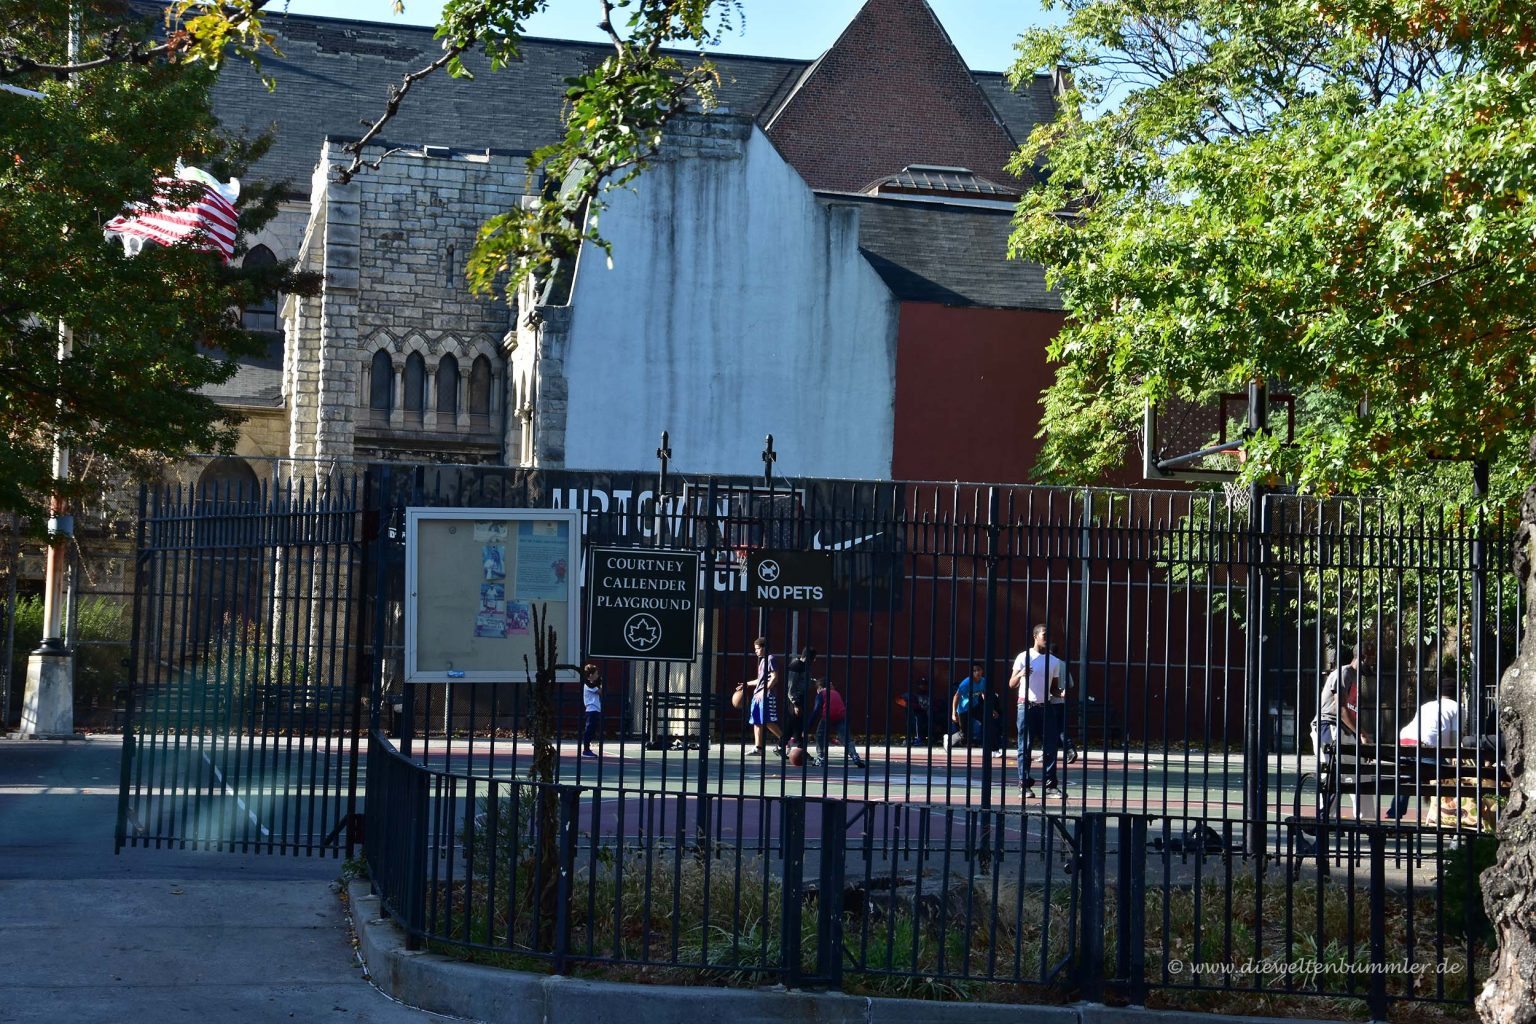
[581, 663, 603, 758]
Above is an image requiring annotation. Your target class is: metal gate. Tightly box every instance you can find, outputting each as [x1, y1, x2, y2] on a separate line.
[115, 473, 366, 856]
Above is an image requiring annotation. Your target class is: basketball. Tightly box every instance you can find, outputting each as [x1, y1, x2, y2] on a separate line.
[788, 746, 806, 767]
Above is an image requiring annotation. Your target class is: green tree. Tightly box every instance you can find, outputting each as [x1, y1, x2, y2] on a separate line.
[0, 1, 304, 518]
[1005, 3, 1536, 1021]
[1009, 0, 1536, 507]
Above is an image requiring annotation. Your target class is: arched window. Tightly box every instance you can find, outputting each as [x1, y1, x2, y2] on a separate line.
[437, 355, 459, 418]
[403, 352, 426, 414]
[196, 456, 259, 500]
[469, 355, 492, 417]
[369, 351, 393, 411]
[241, 245, 279, 335]
[193, 457, 262, 639]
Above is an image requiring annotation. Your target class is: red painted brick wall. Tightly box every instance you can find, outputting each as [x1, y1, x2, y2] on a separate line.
[891, 303, 1064, 485]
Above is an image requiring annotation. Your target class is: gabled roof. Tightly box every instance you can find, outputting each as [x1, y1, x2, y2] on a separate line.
[209, 8, 1056, 193]
[763, 0, 1027, 194]
[826, 194, 1061, 311]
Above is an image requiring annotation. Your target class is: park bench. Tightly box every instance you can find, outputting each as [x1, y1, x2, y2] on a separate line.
[1286, 737, 1507, 875]
[644, 690, 716, 750]
[257, 681, 355, 731]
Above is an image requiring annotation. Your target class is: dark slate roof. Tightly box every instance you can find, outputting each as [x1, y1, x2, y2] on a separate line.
[199, 334, 284, 407]
[210, 10, 1056, 192]
[828, 194, 1061, 311]
[202, 362, 283, 408]
[214, 14, 796, 188]
[975, 72, 1058, 147]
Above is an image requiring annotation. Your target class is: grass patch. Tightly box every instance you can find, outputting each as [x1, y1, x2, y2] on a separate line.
[408, 823, 1484, 1023]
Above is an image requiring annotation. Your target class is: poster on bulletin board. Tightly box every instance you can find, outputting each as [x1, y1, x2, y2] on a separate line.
[405, 508, 582, 683]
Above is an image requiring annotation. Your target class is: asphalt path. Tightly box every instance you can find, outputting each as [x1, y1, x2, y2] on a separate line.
[0, 735, 450, 1024]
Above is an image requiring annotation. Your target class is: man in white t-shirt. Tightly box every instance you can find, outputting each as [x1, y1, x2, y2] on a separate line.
[1009, 624, 1069, 796]
[1387, 678, 1461, 820]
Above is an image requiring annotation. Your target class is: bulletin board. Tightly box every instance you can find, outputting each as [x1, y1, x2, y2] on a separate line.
[405, 508, 582, 683]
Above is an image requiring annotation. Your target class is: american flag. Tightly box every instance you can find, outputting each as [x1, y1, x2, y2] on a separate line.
[104, 164, 239, 263]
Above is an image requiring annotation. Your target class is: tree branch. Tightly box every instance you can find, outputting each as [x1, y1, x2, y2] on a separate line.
[597, 0, 622, 51]
[0, 1, 275, 80]
[334, 44, 472, 183]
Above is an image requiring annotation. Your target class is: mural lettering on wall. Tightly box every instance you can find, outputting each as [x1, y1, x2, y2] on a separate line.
[554, 484, 758, 593]
[548, 474, 901, 603]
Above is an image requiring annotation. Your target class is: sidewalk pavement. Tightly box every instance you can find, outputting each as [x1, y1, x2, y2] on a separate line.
[0, 735, 447, 1024]
[1, 735, 1355, 1024]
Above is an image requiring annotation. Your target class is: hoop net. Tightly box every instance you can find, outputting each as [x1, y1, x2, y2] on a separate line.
[1222, 479, 1251, 517]
[730, 545, 753, 574]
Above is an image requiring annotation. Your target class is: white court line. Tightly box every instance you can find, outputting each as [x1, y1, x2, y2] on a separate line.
[201, 751, 272, 837]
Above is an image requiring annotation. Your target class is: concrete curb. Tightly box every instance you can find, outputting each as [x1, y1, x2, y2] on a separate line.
[345, 881, 1343, 1024]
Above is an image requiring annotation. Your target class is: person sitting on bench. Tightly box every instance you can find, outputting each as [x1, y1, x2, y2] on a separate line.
[1386, 677, 1461, 822]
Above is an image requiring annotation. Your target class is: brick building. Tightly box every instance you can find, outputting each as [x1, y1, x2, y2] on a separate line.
[202, 0, 1066, 487]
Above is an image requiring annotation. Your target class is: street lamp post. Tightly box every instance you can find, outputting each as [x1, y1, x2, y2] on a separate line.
[19, 13, 78, 738]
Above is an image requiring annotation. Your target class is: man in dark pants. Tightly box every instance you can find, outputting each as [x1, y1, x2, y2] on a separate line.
[1010, 624, 1070, 797]
[580, 663, 603, 758]
[1310, 644, 1371, 820]
[784, 646, 816, 752]
[901, 681, 935, 746]
[806, 676, 865, 769]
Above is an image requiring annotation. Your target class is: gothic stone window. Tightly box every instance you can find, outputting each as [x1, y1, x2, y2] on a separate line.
[369, 350, 393, 412]
[403, 352, 426, 416]
[469, 355, 493, 420]
[437, 354, 460, 419]
[241, 245, 279, 335]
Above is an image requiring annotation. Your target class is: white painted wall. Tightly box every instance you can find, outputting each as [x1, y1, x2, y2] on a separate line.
[561, 122, 899, 479]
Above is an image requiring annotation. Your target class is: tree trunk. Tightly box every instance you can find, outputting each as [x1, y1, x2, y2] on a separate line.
[1480, 477, 1536, 1023]
[525, 606, 560, 951]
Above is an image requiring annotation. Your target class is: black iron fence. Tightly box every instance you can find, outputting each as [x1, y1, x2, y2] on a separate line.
[364, 730, 1082, 994]
[370, 465, 1519, 839]
[1086, 813, 1488, 1017]
[365, 728, 1492, 1014]
[110, 458, 1516, 1012]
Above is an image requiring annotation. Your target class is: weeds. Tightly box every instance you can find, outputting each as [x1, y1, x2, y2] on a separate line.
[408, 838, 1482, 1023]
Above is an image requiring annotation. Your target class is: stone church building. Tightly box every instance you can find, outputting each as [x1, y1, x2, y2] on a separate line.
[207, 0, 1066, 487]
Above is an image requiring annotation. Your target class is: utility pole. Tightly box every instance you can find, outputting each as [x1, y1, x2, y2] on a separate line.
[20, 11, 79, 738]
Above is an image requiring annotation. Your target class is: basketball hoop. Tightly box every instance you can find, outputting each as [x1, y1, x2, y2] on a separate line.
[730, 545, 753, 574]
[1222, 478, 1251, 517]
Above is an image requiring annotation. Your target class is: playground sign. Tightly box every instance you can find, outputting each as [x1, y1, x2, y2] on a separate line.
[585, 547, 701, 662]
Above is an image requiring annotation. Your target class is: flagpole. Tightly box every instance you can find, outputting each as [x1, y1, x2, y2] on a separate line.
[21, 7, 78, 738]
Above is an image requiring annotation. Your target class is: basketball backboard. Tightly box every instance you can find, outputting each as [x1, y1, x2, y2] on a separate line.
[1143, 388, 1295, 483]
[680, 481, 807, 570]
